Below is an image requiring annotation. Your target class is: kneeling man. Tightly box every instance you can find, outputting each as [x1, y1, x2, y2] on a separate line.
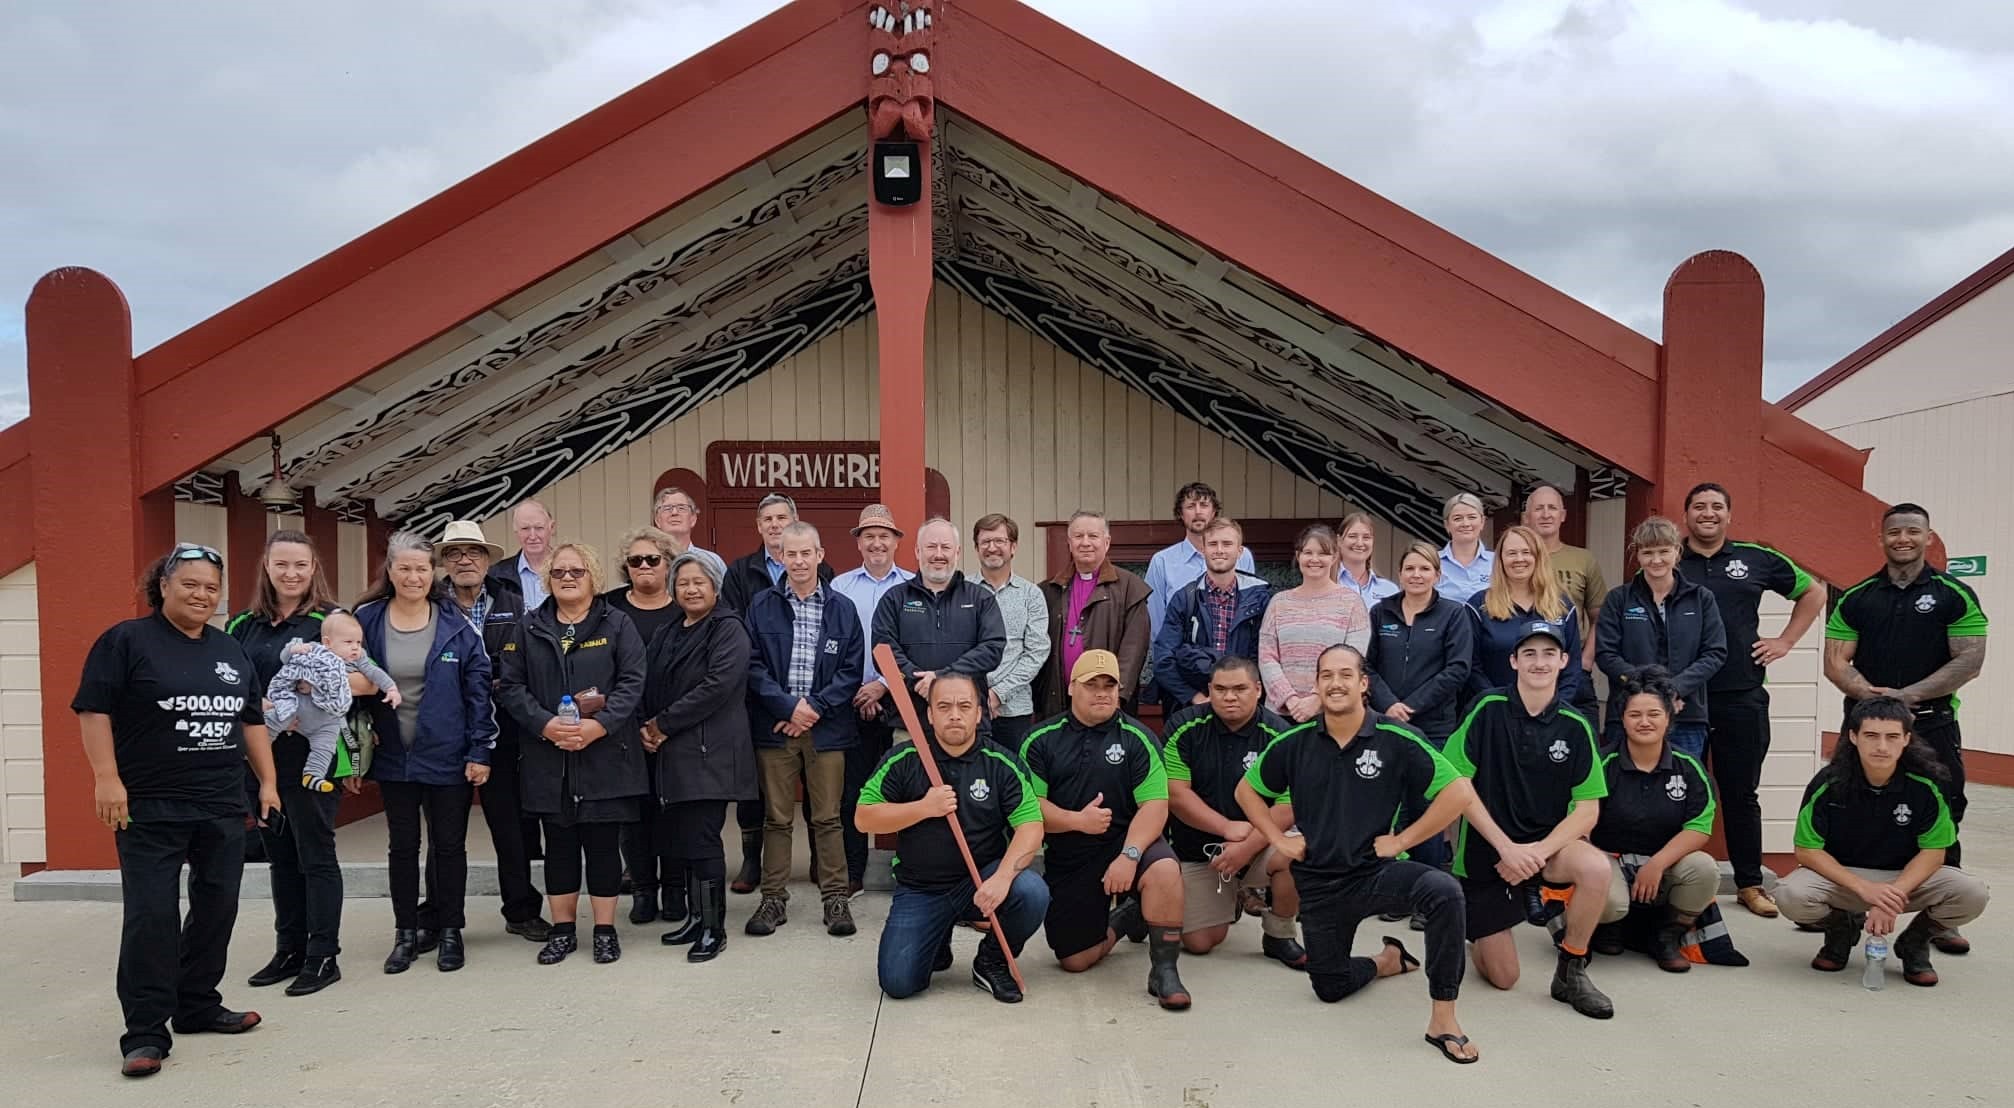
[1778, 696, 1990, 987]
[1162, 656, 1304, 966]
[1237, 644, 1480, 1063]
[1020, 650, 1190, 1009]
[860, 672, 1048, 1002]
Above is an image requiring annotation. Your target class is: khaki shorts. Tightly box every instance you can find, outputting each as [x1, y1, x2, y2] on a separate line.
[1180, 851, 1276, 933]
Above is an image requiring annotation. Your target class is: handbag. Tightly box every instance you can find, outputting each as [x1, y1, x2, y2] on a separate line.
[337, 703, 376, 778]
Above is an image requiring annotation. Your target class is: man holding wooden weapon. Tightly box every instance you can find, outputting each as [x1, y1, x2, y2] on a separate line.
[858, 664, 1046, 1003]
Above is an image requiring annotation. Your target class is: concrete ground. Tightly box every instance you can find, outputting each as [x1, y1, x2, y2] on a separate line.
[4, 790, 2010, 1107]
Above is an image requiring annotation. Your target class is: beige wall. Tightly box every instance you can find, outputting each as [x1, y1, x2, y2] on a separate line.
[173, 502, 372, 611]
[480, 283, 1429, 575]
[2, 565, 42, 865]
[1821, 393, 2010, 755]
[1795, 275, 2014, 429]
[1759, 592, 1826, 851]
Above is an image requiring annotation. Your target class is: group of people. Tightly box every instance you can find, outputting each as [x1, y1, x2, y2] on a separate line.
[77, 478, 1992, 1077]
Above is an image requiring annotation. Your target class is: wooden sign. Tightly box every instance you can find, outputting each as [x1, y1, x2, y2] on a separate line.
[705, 440, 881, 500]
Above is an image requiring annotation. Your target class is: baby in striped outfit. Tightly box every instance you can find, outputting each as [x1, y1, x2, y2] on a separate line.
[267, 611, 400, 793]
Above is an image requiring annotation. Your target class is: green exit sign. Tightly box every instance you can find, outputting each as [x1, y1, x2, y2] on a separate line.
[1949, 556, 1988, 577]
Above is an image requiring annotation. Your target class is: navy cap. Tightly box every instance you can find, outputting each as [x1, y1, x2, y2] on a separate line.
[1515, 621, 1567, 650]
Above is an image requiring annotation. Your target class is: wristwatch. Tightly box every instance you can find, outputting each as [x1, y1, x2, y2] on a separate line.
[1121, 845, 1143, 862]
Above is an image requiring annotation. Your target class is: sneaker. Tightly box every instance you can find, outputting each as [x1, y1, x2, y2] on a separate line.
[972, 942, 1023, 1003]
[745, 896, 788, 936]
[247, 950, 304, 988]
[1549, 952, 1614, 1019]
[506, 917, 552, 943]
[1811, 910, 1865, 972]
[823, 896, 858, 937]
[285, 955, 342, 996]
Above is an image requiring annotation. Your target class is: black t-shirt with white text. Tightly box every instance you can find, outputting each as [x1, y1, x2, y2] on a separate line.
[73, 614, 265, 822]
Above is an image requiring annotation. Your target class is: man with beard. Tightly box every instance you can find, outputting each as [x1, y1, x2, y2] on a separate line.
[972, 514, 1052, 755]
[832, 504, 914, 895]
[1153, 518, 1272, 707]
[871, 518, 1006, 733]
[1145, 482, 1255, 640]
[1824, 502, 1987, 954]
[1160, 656, 1302, 965]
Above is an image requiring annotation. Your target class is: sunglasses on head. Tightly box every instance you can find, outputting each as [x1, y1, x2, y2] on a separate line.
[171, 543, 224, 567]
[550, 567, 589, 581]
[625, 554, 664, 569]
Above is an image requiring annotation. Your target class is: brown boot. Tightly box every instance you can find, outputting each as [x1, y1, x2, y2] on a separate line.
[1651, 910, 1695, 973]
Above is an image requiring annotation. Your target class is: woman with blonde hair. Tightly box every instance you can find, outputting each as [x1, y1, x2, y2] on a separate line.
[1258, 524, 1372, 721]
[1436, 493, 1493, 602]
[606, 526, 682, 926]
[1335, 511, 1399, 608]
[1594, 517, 1726, 757]
[1466, 525, 1587, 703]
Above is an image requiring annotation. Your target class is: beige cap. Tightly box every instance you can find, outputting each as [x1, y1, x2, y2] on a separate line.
[1071, 649, 1121, 684]
[438, 520, 504, 560]
[851, 503, 904, 537]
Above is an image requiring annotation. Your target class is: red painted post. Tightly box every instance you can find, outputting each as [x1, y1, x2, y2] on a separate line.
[868, 163, 933, 568]
[26, 268, 143, 870]
[1654, 252, 1766, 522]
[301, 488, 340, 577]
[224, 472, 268, 612]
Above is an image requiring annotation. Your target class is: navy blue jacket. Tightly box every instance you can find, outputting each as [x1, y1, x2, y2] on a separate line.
[1596, 573, 1727, 727]
[1152, 572, 1272, 707]
[355, 598, 495, 785]
[745, 581, 865, 752]
[1365, 593, 1475, 741]
[1466, 589, 1587, 706]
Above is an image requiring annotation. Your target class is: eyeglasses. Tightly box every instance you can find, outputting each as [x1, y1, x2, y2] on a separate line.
[655, 504, 695, 517]
[441, 547, 485, 564]
[625, 554, 665, 569]
[172, 543, 224, 566]
[550, 567, 589, 581]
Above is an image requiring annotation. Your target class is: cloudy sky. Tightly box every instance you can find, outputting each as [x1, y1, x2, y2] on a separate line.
[5, 0, 2012, 432]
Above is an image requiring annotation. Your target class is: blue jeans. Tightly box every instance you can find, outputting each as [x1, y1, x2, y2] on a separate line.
[878, 862, 1050, 999]
[1603, 721, 1707, 760]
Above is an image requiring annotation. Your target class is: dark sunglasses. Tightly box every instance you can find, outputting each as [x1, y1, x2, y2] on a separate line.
[625, 554, 665, 569]
[550, 567, 590, 581]
[171, 543, 224, 567]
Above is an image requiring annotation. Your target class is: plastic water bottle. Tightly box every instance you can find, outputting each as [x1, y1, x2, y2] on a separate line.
[557, 695, 581, 726]
[1862, 935, 1888, 991]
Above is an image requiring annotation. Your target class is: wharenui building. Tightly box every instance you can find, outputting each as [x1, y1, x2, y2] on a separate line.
[3, 0, 1890, 875]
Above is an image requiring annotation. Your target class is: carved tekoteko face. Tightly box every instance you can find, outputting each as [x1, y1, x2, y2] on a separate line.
[868, 1, 936, 141]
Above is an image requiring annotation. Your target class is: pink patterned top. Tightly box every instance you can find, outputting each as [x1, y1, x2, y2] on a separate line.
[1256, 587, 1373, 711]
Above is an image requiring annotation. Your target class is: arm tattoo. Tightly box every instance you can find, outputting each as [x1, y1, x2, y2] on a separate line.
[1823, 639, 1876, 699]
[1899, 636, 1987, 703]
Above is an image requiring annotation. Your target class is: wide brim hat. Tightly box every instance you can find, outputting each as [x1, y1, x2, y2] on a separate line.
[438, 520, 505, 560]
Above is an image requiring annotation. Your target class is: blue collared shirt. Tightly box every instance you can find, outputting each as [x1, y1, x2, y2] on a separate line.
[831, 562, 914, 685]
[764, 550, 786, 587]
[1437, 544, 1494, 603]
[1145, 539, 1256, 637]
[517, 554, 549, 609]
[1338, 565, 1401, 607]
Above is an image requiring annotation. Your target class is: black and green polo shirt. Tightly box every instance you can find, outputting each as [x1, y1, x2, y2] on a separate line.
[1019, 711, 1168, 869]
[858, 736, 1040, 893]
[1443, 691, 1606, 880]
[1793, 766, 1955, 871]
[1244, 711, 1458, 882]
[1162, 703, 1293, 863]
[1825, 567, 1987, 715]
[1591, 745, 1716, 857]
[1679, 540, 1814, 692]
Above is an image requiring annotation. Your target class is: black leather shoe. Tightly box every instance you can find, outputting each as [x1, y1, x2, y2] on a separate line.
[247, 950, 304, 988]
[384, 929, 418, 974]
[171, 1009, 262, 1035]
[414, 929, 441, 955]
[505, 917, 552, 943]
[1262, 934, 1309, 971]
[436, 928, 465, 972]
[121, 1046, 165, 1078]
[285, 956, 342, 996]
[629, 888, 659, 925]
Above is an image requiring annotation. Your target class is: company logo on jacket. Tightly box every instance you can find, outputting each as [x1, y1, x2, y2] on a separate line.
[1724, 559, 1749, 580]
[1547, 738, 1570, 763]
[1665, 775, 1686, 801]
[1915, 594, 1938, 613]
[214, 662, 241, 685]
[1105, 742, 1126, 765]
[1354, 749, 1383, 779]
[1894, 803, 1913, 825]
[969, 777, 991, 801]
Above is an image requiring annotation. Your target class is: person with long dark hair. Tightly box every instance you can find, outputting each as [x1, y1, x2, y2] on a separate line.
[227, 530, 352, 997]
[354, 531, 495, 974]
[75, 544, 280, 1078]
[497, 542, 650, 965]
[1778, 696, 1990, 987]
[642, 551, 756, 962]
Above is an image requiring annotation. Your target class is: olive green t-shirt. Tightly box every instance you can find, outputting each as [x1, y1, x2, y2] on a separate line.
[1548, 544, 1609, 637]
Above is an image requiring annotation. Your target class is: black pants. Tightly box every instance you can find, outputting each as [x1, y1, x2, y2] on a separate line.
[1300, 861, 1465, 1004]
[261, 779, 343, 956]
[382, 780, 473, 930]
[114, 815, 245, 1055]
[441, 742, 542, 924]
[1917, 712, 1967, 868]
[544, 819, 627, 897]
[844, 717, 894, 883]
[1707, 685, 1771, 889]
[991, 714, 1035, 757]
[659, 799, 730, 883]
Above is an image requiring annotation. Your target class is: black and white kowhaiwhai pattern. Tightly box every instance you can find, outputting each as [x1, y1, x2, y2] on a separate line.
[172, 471, 226, 506]
[290, 146, 865, 490]
[397, 260, 873, 535]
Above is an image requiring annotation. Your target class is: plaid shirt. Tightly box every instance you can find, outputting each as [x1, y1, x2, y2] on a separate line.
[783, 584, 826, 698]
[1200, 578, 1239, 653]
[458, 588, 493, 630]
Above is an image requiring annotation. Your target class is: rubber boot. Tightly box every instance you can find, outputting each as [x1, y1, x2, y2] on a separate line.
[688, 879, 728, 963]
[1146, 926, 1192, 1011]
[661, 874, 703, 946]
[731, 830, 762, 895]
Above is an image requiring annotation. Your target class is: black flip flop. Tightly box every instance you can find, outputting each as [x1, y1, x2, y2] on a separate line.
[1424, 1033, 1479, 1065]
[1382, 935, 1421, 973]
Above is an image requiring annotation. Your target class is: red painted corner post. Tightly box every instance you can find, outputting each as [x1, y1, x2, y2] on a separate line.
[224, 472, 268, 612]
[27, 268, 168, 871]
[869, 154, 933, 568]
[1649, 251, 1766, 524]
